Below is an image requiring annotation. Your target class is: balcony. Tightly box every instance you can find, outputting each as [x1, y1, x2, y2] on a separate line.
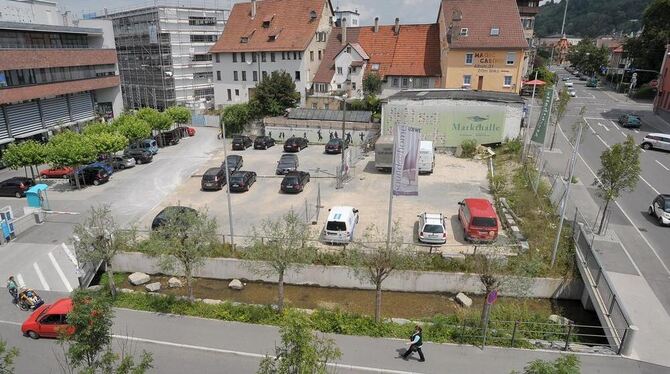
[0, 49, 118, 70]
[0, 76, 120, 105]
[518, 6, 540, 15]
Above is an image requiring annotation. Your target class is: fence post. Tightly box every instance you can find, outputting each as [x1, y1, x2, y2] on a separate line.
[564, 323, 573, 351]
[511, 321, 519, 347]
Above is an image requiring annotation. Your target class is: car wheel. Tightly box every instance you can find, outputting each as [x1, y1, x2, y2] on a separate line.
[93, 180, 100, 186]
[14, 192, 21, 198]
[659, 216, 664, 225]
[649, 206, 655, 216]
[119, 165, 125, 170]
[642, 143, 653, 150]
[136, 159, 142, 165]
[264, 145, 267, 150]
[27, 330, 39, 339]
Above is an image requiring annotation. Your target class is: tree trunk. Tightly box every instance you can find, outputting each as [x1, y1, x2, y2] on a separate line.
[598, 199, 610, 235]
[106, 263, 116, 298]
[374, 282, 382, 323]
[186, 266, 194, 302]
[277, 271, 285, 313]
[480, 300, 491, 329]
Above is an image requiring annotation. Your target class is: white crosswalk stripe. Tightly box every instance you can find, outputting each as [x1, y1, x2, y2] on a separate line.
[61, 243, 78, 267]
[48, 252, 73, 292]
[32, 262, 49, 291]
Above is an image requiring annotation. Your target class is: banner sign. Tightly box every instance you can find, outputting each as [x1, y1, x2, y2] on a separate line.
[531, 87, 554, 144]
[392, 125, 420, 196]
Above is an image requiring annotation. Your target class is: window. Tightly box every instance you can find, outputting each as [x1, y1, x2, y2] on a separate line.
[293, 52, 298, 60]
[352, 19, 358, 26]
[318, 50, 322, 60]
[463, 75, 471, 86]
[194, 71, 213, 80]
[262, 71, 268, 79]
[299, 52, 302, 60]
[232, 52, 237, 63]
[310, 51, 314, 61]
[233, 71, 238, 81]
[215, 71, 221, 81]
[241, 52, 246, 62]
[189, 16, 217, 26]
[227, 89, 232, 101]
[401, 77, 409, 88]
[337, 84, 341, 89]
[371, 63, 380, 71]
[490, 27, 500, 36]
[190, 34, 217, 43]
[392, 77, 399, 87]
[235, 89, 240, 96]
[253, 71, 258, 81]
[271, 52, 276, 62]
[346, 46, 351, 54]
[192, 54, 212, 62]
[316, 31, 327, 42]
[352, 82, 356, 90]
[506, 52, 515, 65]
[241, 71, 247, 81]
[465, 53, 474, 65]
[459, 28, 468, 36]
[261, 52, 267, 62]
[503, 75, 512, 87]
[252, 52, 257, 63]
[295, 71, 300, 81]
[282, 52, 286, 60]
[240, 37, 249, 43]
[312, 103, 317, 109]
[287, 52, 291, 60]
[337, 67, 343, 75]
[215, 53, 220, 63]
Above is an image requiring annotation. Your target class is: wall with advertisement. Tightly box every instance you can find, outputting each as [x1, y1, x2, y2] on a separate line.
[382, 98, 523, 147]
[443, 49, 525, 94]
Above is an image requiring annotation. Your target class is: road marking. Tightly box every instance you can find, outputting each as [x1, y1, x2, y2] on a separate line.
[655, 160, 670, 171]
[48, 252, 73, 292]
[597, 122, 610, 132]
[61, 243, 78, 267]
[113, 335, 420, 374]
[595, 135, 610, 149]
[15, 274, 25, 288]
[32, 263, 49, 291]
[0, 320, 21, 326]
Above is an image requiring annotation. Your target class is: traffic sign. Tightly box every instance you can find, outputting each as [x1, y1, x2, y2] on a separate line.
[486, 290, 498, 305]
[632, 72, 638, 79]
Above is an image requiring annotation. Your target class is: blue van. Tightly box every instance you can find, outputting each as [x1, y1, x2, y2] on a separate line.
[128, 139, 158, 155]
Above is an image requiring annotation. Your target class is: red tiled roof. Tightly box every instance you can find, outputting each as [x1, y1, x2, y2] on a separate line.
[313, 24, 441, 83]
[440, 0, 528, 49]
[209, 0, 331, 53]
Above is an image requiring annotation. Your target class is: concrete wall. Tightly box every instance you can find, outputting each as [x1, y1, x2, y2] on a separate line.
[113, 252, 583, 299]
[0, 0, 61, 25]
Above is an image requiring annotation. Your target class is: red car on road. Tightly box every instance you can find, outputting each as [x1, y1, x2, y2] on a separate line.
[40, 166, 74, 179]
[21, 297, 74, 339]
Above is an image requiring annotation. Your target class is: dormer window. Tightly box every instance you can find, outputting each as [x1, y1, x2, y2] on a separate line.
[268, 29, 281, 41]
[309, 10, 317, 21]
[490, 27, 500, 36]
[371, 63, 380, 71]
[346, 46, 351, 54]
[262, 14, 274, 28]
[459, 28, 468, 36]
[241, 29, 255, 43]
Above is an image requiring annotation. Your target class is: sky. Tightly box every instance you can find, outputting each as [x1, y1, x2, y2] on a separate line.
[57, 0, 445, 25]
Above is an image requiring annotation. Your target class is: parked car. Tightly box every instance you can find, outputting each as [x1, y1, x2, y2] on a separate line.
[87, 161, 114, 176]
[232, 135, 252, 150]
[0, 177, 35, 198]
[586, 78, 598, 87]
[201, 167, 227, 191]
[124, 148, 154, 164]
[562, 76, 570, 81]
[128, 139, 158, 155]
[564, 81, 573, 88]
[280, 171, 310, 193]
[69, 166, 110, 186]
[458, 198, 499, 243]
[21, 297, 74, 339]
[110, 155, 136, 170]
[417, 212, 447, 244]
[156, 128, 182, 146]
[579, 75, 588, 81]
[618, 114, 641, 128]
[283, 137, 308, 152]
[221, 154, 243, 174]
[276, 154, 299, 175]
[254, 136, 276, 149]
[186, 127, 196, 137]
[322, 206, 359, 244]
[325, 138, 349, 154]
[648, 194, 670, 226]
[641, 133, 670, 151]
[151, 206, 198, 230]
[39, 166, 74, 179]
[229, 171, 257, 192]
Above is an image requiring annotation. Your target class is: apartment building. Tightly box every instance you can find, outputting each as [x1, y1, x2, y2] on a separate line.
[209, 0, 334, 108]
[438, 0, 528, 93]
[0, 0, 121, 147]
[517, 0, 540, 77]
[102, 5, 227, 110]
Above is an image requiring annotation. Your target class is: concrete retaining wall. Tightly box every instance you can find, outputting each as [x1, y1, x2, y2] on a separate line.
[112, 252, 583, 299]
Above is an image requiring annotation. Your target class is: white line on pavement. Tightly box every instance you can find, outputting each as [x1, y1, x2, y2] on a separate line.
[32, 263, 49, 291]
[595, 135, 610, 149]
[0, 320, 21, 326]
[655, 160, 670, 171]
[634, 129, 640, 134]
[597, 122, 610, 132]
[15, 274, 25, 288]
[61, 243, 78, 267]
[48, 252, 73, 292]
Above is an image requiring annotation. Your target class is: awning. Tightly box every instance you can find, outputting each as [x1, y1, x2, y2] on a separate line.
[524, 79, 546, 86]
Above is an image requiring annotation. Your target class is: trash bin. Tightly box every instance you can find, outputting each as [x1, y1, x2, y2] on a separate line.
[26, 184, 48, 209]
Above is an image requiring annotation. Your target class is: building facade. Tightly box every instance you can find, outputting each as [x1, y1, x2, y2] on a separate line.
[438, 0, 528, 94]
[517, 0, 540, 77]
[209, 0, 334, 108]
[102, 6, 227, 110]
[654, 44, 670, 121]
[334, 8, 359, 27]
[0, 0, 121, 148]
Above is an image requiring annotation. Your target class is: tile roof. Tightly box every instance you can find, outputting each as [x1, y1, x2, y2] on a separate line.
[440, 0, 528, 49]
[312, 24, 441, 83]
[209, 0, 331, 53]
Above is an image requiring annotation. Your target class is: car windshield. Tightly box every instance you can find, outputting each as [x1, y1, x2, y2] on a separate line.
[233, 137, 245, 143]
[423, 224, 444, 233]
[326, 221, 347, 231]
[230, 176, 244, 182]
[283, 177, 299, 184]
[278, 161, 295, 167]
[663, 199, 670, 212]
[472, 217, 497, 228]
[327, 139, 341, 145]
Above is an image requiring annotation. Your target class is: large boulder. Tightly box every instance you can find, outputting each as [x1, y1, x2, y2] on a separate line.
[128, 272, 150, 286]
[549, 314, 573, 326]
[203, 299, 222, 305]
[87, 285, 102, 292]
[145, 282, 161, 292]
[455, 292, 473, 308]
[168, 277, 183, 288]
[228, 279, 244, 290]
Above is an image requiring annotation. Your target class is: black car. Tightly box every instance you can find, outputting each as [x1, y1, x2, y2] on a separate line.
[221, 155, 243, 174]
[232, 135, 252, 150]
[283, 137, 308, 152]
[124, 148, 153, 164]
[201, 167, 227, 191]
[0, 177, 35, 198]
[229, 171, 257, 192]
[325, 138, 349, 154]
[69, 166, 110, 186]
[156, 128, 182, 146]
[151, 206, 198, 230]
[280, 171, 310, 193]
[254, 136, 276, 149]
[276, 154, 299, 175]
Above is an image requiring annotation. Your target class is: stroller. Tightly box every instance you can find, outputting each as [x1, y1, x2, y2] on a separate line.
[17, 288, 44, 311]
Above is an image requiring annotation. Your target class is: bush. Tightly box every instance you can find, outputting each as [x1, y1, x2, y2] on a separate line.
[460, 139, 478, 158]
[633, 86, 656, 99]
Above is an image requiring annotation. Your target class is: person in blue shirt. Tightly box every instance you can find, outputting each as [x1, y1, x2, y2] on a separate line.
[402, 325, 425, 362]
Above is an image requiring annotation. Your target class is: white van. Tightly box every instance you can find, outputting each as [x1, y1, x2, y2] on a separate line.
[418, 141, 435, 174]
[322, 206, 359, 244]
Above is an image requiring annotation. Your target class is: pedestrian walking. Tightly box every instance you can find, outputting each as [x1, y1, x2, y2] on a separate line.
[345, 132, 352, 144]
[7, 276, 18, 304]
[402, 325, 425, 362]
[334, 132, 339, 139]
[317, 129, 323, 142]
[359, 132, 365, 143]
[329, 131, 334, 140]
[303, 132, 307, 139]
[268, 131, 272, 139]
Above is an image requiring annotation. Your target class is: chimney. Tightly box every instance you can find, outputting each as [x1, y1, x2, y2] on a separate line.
[374, 17, 379, 32]
[394, 18, 400, 35]
[341, 18, 347, 46]
[251, 0, 257, 19]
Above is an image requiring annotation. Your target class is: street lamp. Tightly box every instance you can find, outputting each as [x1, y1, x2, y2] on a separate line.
[332, 93, 350, 188]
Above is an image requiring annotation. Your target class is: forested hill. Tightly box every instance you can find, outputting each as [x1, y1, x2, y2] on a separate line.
[535, 0, 651, 38]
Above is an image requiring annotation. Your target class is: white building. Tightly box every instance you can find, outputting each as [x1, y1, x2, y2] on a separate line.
[334, 7, 359, 27]
[209, 0, 334, 108]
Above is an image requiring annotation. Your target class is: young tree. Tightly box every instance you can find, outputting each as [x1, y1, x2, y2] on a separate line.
[363, 73, 382, 96]
[246, 210, 315, 313]
[111, 115, 152, 143]
[549, 88, 572, 150]
[222, 103, 253, 135]
[85, 132, 128, 161]
[595, 136, 641, 234]
[350, 222, 417, 323]
[135, 108, 173, 146]
[59, 290, 153, 373]
[165, 106, 192, 126]
[82, 122, 114, 136]
[510, 354, 580, 374]
[1, 140, 48, 179]
[46, 131, 97, 189]
[0, 339, 18, 374]
[148, 208, 218, 301]
[73, 205, 136, 298]
[257, 310, 341, 374]
[252, 71, 300, 117]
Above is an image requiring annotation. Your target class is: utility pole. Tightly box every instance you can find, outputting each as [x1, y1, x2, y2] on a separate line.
[220, 118, 235, 248]
[522, 71, 539, 162]
[548, 0, 569, 67]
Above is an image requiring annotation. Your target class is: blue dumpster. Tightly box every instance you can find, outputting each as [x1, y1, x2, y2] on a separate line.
[26, 184, 48, 209]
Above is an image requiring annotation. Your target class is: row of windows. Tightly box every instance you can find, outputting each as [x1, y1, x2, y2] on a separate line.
[462, 75, 514, 87]
[464, 52, 516, 66]
[390, 77, 430, 89]
[189, 34, 218, 43]
[225, 70, 301, 82]
[0, 65, 116, 88]
[229, 51, 304, 63]
[188, 16, 218, 26]
[0, 30, 88, 49]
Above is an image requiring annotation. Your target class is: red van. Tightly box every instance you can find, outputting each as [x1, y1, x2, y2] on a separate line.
[21, 297, 74, 339]
[458, 198, 499, 242]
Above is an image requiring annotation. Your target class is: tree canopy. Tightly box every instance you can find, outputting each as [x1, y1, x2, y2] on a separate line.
[165, 106, 192, 125]
[623, 0, 670, 72]
[566, 39, 609, 75]
[252, 71, 300, 117]
[363, 73, 382, 96]
[111, 115, 152, 142]
[222, 103, 253, 135]
[135, 108, 173, 132]
[85, 132, 128, 158]
[1, 140, 48, 175]
[46, 131, 97, 168]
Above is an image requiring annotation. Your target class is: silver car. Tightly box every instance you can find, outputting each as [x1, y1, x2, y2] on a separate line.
[110, 155, 136, 170]
[276, 154, 299, 175]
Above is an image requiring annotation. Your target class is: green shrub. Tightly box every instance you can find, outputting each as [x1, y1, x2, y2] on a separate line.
[460, 139, 478, 158]
[633, 86, 656, 99]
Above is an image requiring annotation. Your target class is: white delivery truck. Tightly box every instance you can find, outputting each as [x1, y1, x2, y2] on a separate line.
[374, 135, 394, 171]
[418, 141, 435, 174]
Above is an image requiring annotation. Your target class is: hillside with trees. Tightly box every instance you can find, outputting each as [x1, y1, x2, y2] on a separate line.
[535, 0, 651, 38]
